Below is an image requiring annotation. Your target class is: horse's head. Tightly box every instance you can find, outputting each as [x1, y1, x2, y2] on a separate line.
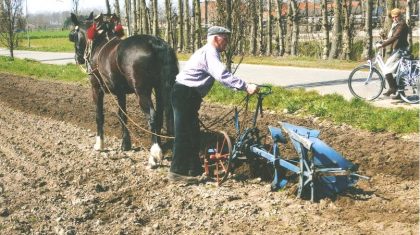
[69, 12, 117, 65]
[69, 12, 93, 64]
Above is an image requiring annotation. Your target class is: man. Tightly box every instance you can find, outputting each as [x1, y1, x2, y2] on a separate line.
[168, 26, 259, 184]
[377, 8, 409, 98]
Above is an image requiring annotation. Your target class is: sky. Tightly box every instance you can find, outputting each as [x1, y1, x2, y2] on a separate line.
[26, 0, 109, 14]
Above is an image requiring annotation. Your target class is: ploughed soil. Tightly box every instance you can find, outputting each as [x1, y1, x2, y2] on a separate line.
[0, 74, 418, 234]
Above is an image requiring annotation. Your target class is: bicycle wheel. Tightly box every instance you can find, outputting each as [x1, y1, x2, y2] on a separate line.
[399, 76, 420, 104]
[348, 65, 384, 100]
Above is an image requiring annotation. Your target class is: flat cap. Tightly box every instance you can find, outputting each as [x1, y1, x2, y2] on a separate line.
[207, 26, 231, 36]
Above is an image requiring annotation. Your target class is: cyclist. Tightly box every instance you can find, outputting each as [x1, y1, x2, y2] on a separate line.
[377, 8, 409, 98]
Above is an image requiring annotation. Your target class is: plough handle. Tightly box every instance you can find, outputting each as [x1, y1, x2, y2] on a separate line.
[257, 85, 272, 97]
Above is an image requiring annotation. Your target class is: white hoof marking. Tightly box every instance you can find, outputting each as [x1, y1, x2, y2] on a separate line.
[148, 143, 162, 168]
[94, 136, 104, 151]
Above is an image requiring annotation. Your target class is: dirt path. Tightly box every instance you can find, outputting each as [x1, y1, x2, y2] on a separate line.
[0, 74, 418, 234]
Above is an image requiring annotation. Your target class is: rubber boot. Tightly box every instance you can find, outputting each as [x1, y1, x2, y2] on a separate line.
[383, 74, 397, 96]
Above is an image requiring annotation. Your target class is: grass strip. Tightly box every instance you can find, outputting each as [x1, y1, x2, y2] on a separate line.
[0, 56, 417, 133]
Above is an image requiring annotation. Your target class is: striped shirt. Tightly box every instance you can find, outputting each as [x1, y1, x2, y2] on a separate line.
[176, 43, 248, 97]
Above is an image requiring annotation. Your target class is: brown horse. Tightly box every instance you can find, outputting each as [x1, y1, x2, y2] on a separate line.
[69, 13, 178, 168]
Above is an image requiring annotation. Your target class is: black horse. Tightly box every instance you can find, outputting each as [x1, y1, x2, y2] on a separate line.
[69, 13, 178, 168]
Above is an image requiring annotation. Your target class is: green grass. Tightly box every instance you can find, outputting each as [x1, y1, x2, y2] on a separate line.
[17, 37, 74, 52]
[25, 30, 69, 39]
[0, 56, 86, 83]
[206, 83, 419, 134]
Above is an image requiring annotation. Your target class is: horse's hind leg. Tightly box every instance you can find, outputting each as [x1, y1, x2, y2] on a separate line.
[92, 85, 105, 151]
[138, 90, 162, 168]
[117, 93, 132, 151]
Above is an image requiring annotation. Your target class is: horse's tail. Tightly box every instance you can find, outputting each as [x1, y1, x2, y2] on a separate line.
[154, 38, 179, 136]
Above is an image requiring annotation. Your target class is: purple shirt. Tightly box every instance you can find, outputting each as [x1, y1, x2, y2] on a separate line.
[176, 43, 248, 97]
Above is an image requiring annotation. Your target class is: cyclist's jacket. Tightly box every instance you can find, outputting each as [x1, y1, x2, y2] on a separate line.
[382, 19, 409, 51]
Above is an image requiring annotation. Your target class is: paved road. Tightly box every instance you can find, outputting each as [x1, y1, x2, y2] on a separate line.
[0, 48, 416, 109]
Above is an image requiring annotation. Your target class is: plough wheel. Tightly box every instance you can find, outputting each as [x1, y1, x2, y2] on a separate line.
[204, 131, 232, 185]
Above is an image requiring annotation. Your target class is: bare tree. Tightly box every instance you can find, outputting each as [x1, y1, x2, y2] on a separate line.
[151, 0, 158, 36]
[72, 0, 79, 14]
[105, 0, 111, 14]
[329, 0, 342, 59]
[133, 0, 138, 34]
[406, 0, 413, 51]
[258, 0, 264, 55]
[0, 0, 23, 59]
[204, 0, 208, 27]
[341, 0, 353, 60]
[362, 0, 373, 60]
[124, 0, 131, 36]
[289, 0, 299, 56]
[177, 0, 184, 52]
[193, 0, 202, 50]
[321, 0, 329, 59]
[114, 0, 121, 17]
[249, 0, 258, 55]
[183, 0, 190, 51]
[140, 0, 149, 34]
[165, 0, 173, 46]
[266, 0, 273, 55]
[276, 0, 284, 56]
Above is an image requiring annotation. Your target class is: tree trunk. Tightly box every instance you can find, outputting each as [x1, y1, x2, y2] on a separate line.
[290, 0, 299, 56]
[363, 0, 373, 60]
[250, 0, 258, 55]
[226, 0, 233, 71]
[276, 0, 284, 56]
[105, 0, 111, 14]
[258, 0, 264, 55]
[341, 0, 353, 60]
[193, 0, 202, 50]
[266, 0, 273, 56]
[204, 0, 208, 27]
[285, 0, 293, 55]
[305, 0, 309, 33]
[383, 0, 395, 51]
[165, 0, 173, 46]
[152, 0, 158, 36]
[321, 0, 329, 60]
[132, 0, 138, 34]
[140, 0, 149, 34]
[114, 0, 121, 17]
[226, 0, 232, 30]
[406, 0, 413, 51]
[329, 0, 342, 59]
[124, 0, 131, 36]
[177, 0, 184, 52]
[183, 0, 190, 52]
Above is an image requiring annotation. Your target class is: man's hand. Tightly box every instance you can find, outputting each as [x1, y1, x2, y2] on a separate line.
[246, 84, 259, 95]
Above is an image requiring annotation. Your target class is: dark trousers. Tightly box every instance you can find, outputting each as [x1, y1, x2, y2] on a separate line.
[170, 83, 203, 176]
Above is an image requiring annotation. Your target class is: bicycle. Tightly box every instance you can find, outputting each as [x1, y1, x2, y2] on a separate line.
[395, 58, 420, 104]
[348, 44, 419, 104]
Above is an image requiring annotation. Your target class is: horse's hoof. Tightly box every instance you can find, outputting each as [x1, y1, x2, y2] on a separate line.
[150, 143, 163, 162]
[148, 155, 158, 169]
[121, 141, 131, 151]
[94, 136, 104, 151]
